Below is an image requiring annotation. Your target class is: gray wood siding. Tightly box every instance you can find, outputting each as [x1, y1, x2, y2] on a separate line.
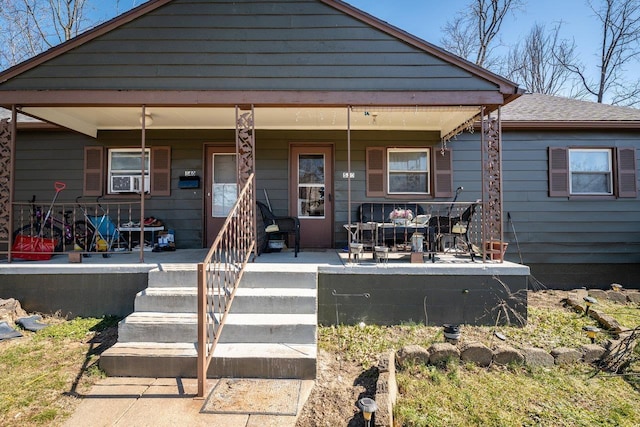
[1, 0, 497, 92]
[13, 127, 640, 265]
[461, 130, 640, 265]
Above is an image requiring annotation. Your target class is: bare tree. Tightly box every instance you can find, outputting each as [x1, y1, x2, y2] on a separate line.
[0, 0, 139, 70]
[507, 23, 579, 95]
[441, 0, 525, 69]
[561, 0, 640, 105]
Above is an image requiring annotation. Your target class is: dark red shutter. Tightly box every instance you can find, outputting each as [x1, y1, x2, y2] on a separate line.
[151, 146, 171, 196]
[433, 149, 453, 197]
[83, 146, 103, 196]
[548, 147, 569, 197]
[366, 147, 385, 197]
[617, 147, 637, 198]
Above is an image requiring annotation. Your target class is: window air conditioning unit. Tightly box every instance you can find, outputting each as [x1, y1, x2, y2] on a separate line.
[110, 175, 150, 193]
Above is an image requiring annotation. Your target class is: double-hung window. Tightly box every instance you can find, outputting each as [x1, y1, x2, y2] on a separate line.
[366, 146, 452, 198]
[569, 149, 613, 195]
[549, 146, 637, 198]
[387, 149, 430, 195]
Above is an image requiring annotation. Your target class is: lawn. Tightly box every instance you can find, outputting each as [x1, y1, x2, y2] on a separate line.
[314, 290, 640, 426]
[0, 316, 118, 426]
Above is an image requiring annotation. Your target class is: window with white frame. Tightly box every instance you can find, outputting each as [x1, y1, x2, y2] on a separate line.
[569, 148, 613, 195]
[387, 148, 430, 194]
[108, 148, 151, 194]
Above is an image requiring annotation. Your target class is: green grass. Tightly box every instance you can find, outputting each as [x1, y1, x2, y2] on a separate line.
[0, 316, 118, 426]
[318, 297, 640, 427]
[395, 363, 640, 426]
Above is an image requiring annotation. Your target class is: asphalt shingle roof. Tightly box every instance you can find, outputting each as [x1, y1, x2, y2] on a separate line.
[501, 93, 640, 122]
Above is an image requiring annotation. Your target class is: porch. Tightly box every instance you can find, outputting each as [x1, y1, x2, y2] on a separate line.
[0, 248, 529, 326]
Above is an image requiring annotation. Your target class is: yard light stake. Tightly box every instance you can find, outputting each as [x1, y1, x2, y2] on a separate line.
[583, 325, 600, 343]
[611, 283, 623, 292]
[357, 397, 377, 427]
[583, 296, 597, 315]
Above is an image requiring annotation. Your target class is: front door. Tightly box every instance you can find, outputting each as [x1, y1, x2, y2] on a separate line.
[290, 145, 333, 248]
[205, 146, 236, 247]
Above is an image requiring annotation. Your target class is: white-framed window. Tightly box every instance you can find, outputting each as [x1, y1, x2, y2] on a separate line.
[569, 148, 613, 195]
[387, 148, 430, 194]
[108, 148, 151, 194]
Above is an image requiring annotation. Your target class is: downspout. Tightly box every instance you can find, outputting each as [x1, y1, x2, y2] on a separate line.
[139, 105, 146, 263]
[7, 106, 17, 262]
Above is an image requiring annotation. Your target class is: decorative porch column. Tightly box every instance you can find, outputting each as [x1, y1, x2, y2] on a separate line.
[481, 107, 504, 260]
[0, 113, 14, 251]
[235, 105, 255, 187]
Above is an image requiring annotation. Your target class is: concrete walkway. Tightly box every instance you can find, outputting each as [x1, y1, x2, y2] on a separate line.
[63, 377, 315, 427]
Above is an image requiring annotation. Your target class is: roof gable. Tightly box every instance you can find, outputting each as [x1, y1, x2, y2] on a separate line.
[0, 0, 516, 95]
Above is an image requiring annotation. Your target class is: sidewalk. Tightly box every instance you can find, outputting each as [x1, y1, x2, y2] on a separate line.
[63, 377, 314, 427]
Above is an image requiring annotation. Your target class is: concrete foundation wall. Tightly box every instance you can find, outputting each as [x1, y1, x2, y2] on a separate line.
[318, 271, 528, 326]
[0, 272, 147, 318]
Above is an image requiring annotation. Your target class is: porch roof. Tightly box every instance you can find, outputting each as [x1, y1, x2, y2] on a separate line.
[0, 0, 521, 139]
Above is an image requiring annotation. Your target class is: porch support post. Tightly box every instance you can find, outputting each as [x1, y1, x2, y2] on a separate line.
[139, 105, 146, 263]
[481, 107, 504, 261]
[235, 105, 256, 256]
[347, 106, 352, 239]
[0, 107, 16, 260]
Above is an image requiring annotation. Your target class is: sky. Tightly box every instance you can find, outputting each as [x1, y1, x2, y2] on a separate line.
[99, 0, 635, 102]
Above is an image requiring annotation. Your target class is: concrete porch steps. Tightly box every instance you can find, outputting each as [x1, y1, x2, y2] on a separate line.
[99, 342, 317, 379]
[117, 312, 317, 344]
[100, 265, 318, 379]
[135, 286, 317, 314]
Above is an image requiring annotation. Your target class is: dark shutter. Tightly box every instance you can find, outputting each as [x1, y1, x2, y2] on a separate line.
[151, 146, 171, 196]
[617, 147, 637, 198]
[366, 147, 385, 197]
[548, 147, 569, 197]
[433, 149, 453, 197]
[83, 146, 103, 196]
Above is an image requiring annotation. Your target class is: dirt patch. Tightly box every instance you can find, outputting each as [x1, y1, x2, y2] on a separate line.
[296, 349, 377, 427]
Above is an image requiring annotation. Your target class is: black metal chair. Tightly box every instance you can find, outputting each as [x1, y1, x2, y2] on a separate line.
[429, 202, 479, 260]
[256, 201, 300, 257]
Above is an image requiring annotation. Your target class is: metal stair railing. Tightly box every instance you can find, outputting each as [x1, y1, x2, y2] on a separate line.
[197, 173, 256, 397]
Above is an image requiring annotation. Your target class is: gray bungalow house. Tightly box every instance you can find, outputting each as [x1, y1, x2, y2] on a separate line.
[1, 0, 638, 391]
[0, 0, 519, 257]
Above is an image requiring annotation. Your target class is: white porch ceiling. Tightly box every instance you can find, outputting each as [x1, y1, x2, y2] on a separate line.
[21, 106, 481, 139]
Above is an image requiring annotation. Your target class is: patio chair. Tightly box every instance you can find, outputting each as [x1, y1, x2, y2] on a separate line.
[256, 201, 300, 257]
[429, 202, 479, 260]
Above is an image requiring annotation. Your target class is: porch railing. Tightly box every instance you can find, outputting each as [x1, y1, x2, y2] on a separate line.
[197, 173, 256, 398]
[8, 197, 142, 259]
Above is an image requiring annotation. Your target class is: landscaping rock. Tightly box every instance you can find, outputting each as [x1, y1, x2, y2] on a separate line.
[597, 314, 623, 333]
[551, 347, 582, 365]
[563, 297, 584, 313]
[606, 291, 627, 304]
[572, 288, 588, 299]
[428, 342, 460, 365]
[0, 298, 28, 324]
[396, 345, 430, 368]
[522, 347, 555, 367]
[377, 350, 397, 406]
[626, 291, 640, 304]
[378, 350, 394, 373]
[374, 392, 393, 427]
[581, 344, 606, 363]
[493, 345, 524, 366]
[460, 341, 493, 367]
[587, 290, 607, 300]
